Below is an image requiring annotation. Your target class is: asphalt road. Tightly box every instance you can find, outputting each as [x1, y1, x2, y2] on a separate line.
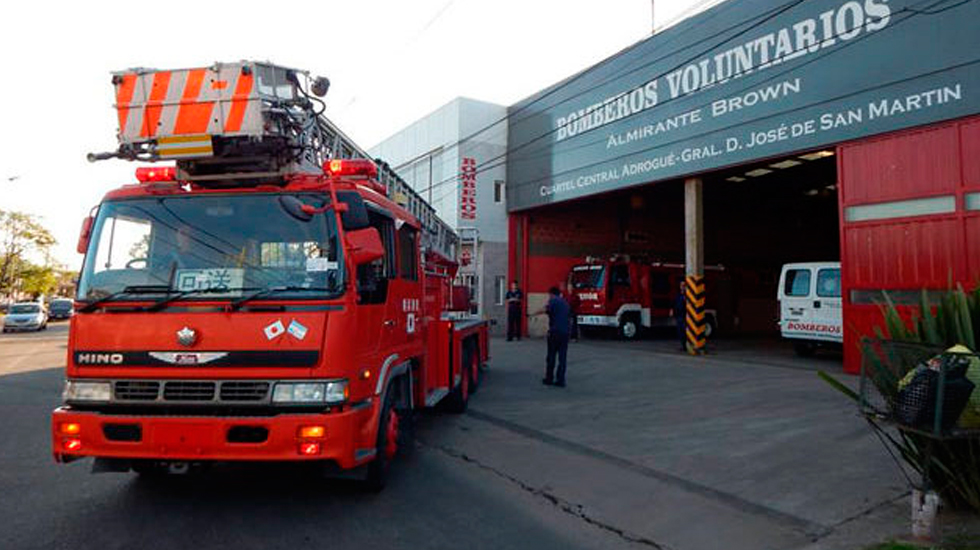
[0, 329, 637, 550]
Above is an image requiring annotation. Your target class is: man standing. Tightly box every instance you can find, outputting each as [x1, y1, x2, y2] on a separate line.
[671, 281, 687, 352]
[540, 286, 571, 387]
[505, 280, 523, 341]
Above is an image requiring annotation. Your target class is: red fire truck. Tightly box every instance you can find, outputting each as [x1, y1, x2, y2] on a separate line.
[570, 256, 722, 340]
[51, 61, 489, 490]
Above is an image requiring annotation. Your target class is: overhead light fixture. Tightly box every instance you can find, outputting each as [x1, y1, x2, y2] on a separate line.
[798, 150, 835, 161]
[769, 159, 802, 169]
[745, 168, 773, 177]
[725, 176, 746, 182]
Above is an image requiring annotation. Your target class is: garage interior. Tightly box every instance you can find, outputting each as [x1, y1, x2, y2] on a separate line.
[518, 149, 841, 341]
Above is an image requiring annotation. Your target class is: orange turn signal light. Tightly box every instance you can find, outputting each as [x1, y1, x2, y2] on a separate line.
[63, 438, 83, 452]
[298, 442, 321, 456]
[298, 425, 325, 439]
[60, 422, 81, 435]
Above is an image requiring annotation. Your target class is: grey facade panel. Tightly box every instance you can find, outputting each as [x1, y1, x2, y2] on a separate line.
[506, 0, 980, 212]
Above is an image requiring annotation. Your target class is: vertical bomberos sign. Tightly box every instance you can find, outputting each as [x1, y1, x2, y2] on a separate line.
[460, 157, 477, 220]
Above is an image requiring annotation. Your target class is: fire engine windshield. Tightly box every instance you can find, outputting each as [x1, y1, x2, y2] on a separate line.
[570, 265, 605, 290]
[77, 193, 343, 303]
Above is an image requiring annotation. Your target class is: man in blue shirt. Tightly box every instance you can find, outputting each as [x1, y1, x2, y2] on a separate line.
[541, 286, 571, 388]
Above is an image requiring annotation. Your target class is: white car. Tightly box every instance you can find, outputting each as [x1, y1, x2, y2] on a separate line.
[777, 262, 842, 356]
[2, 302, 48, 332]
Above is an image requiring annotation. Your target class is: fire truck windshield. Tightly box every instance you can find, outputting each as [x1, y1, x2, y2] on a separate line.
[570, 265, 605, 290]
[77, 193, 343, 304]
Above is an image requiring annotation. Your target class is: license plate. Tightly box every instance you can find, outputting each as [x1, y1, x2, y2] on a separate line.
[152, 423, 217, 451]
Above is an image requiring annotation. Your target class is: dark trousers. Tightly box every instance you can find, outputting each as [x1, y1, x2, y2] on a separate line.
[675, 316, 687, 350]
[507, 307, 521, 340]
[546, 331, 569, 384]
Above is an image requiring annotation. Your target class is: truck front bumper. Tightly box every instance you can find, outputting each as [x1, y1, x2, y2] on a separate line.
[51, 403, 378, 470]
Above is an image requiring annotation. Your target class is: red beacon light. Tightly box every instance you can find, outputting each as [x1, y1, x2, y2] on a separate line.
[135, 166, 177, 183]
[324, 159, 378, 179]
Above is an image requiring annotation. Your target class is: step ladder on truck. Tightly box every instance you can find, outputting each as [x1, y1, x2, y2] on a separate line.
[53, 61, 489, 489]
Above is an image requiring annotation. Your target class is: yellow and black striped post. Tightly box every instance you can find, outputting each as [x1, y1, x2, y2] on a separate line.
[684, 275, 707, 354]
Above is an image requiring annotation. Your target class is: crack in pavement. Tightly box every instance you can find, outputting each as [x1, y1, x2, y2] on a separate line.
[425, 440, 669, 549]
[466, 408, 830, 540]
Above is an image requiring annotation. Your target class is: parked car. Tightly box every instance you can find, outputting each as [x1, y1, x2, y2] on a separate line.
[777, 262, 842, 356]
[2, 302, 48, 332]
[47, 298, 75, 320]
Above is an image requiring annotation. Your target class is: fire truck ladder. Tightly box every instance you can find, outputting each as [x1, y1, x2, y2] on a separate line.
[88, 60, 458, 262]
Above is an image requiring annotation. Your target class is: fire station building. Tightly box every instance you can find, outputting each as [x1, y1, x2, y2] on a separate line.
[377, 0, 980, 372]
[506, 0, 980, 371]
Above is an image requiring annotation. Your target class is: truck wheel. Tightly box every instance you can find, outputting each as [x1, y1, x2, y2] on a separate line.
[793, 341, 816, 357]
[444, 351, 470, 414]
[364, 390, 398, 492]
[704, 315, 716, 339]
[619, 316, 640, 340]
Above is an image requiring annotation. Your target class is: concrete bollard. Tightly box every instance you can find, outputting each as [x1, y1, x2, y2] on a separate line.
[911, 489, 941, 540]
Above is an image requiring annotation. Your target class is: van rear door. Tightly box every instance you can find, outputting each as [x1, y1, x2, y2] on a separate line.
[811, 266, 843, 343]
[778, 265, 814, 341]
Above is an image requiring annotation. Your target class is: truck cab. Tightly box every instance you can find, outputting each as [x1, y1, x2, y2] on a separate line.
[777, 261, 843, 356]
[570, 257, 720, 340]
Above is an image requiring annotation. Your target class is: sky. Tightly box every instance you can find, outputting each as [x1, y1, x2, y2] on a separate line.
[0, 0, 710, 268]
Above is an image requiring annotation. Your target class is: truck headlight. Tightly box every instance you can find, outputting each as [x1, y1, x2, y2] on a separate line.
[63, 380, 111, 402]
[273, 381, 348, 404]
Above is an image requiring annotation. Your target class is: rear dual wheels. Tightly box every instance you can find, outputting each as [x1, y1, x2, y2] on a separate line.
[445, 343, 479, 413]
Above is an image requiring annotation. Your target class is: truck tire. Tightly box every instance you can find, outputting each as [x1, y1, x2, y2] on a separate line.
[364, 388, 399, 492]
[619, 315, 640, 340]
[444, 348, 471, 414]
[704, 315, 717, 338]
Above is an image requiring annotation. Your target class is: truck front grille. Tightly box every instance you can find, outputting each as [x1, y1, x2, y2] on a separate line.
[114, 381, 160, 401]
[163, 381, 216, 401]
[219, 381, 270, 402]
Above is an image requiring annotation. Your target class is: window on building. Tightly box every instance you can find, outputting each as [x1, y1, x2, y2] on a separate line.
[495, 276, 506, 305]
[494, 180, 505, 203]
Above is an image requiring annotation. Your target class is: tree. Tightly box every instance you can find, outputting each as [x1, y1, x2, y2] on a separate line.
[0, 210, 56, 296]
[19, 263, 57, 298]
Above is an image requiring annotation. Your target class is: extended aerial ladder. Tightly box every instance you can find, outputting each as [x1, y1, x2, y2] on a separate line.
[88, 60, 458, 262]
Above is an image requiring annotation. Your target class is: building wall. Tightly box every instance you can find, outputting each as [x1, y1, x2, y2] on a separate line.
[839, 114, 980, 373]
[370, 98, 509, 323]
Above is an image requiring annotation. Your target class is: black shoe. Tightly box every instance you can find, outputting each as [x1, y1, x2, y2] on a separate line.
[542, 378, 554, 386]
[555, 381, 566, 388]
[507, 338, 513, 341]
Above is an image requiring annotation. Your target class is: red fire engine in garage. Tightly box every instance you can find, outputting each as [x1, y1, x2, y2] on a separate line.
[570, 256, 724, 340]
[51, 61, 489, 489]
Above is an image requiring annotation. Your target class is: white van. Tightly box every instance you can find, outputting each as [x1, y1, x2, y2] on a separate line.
[777, 262, 842, 356]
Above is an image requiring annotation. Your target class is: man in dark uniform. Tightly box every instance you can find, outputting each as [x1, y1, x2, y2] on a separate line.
[671, 281, 687, 352]
[540, 286, 571, 387]
[505, 280, 523, 341]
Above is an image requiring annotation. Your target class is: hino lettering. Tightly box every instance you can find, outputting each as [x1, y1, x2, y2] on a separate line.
[76, 353, 124, 365]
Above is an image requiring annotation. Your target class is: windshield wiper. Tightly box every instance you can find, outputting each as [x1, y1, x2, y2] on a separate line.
[78, 285, 173, 313]
[145, 286, 262, 312]
[229, 285, 337, 311]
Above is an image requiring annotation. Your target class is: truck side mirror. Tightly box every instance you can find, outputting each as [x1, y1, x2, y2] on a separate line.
[345, 227, 384, 266]
[76, 216, 94, 254]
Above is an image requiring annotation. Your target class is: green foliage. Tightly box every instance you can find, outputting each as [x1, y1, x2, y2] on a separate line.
[0, 209, 57, 297]
[18, 263, 57, 297]
[821, 285, 980, 512]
